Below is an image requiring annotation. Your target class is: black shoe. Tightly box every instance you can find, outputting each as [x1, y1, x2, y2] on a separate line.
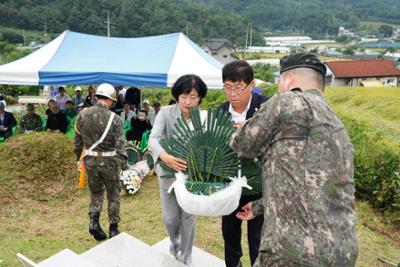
[109, 223, 120, 238]
[89, 213, 107, 241]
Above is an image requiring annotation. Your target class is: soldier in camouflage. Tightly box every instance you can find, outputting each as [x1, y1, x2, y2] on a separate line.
[19, 103, 43, 133]
[231, 53, 358, 267]
[74, 83, 128, 241]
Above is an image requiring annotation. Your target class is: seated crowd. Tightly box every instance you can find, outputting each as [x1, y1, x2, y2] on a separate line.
[0, 85, 162, 144]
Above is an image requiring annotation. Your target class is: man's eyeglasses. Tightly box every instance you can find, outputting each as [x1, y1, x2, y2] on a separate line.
[223, 83, 249, 94]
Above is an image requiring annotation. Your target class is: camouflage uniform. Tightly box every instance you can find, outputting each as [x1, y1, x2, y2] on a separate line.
[230, 89, 358, 267]
[19, 113, 42, 132]
[74, 103, 127, 224]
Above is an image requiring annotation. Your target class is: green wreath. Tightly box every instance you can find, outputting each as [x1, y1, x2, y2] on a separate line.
[160, 107, 261, 195]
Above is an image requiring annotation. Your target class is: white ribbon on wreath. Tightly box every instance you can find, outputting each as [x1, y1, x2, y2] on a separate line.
[168, 172, 252, 216]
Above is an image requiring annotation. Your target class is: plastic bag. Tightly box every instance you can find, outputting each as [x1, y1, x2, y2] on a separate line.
[168, 172, 252, 216]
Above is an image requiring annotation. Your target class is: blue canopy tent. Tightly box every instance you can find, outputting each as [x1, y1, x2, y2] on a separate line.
[0, 31, 223, 89]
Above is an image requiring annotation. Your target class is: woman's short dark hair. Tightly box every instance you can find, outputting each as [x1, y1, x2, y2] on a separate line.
[171, 74, 208, 104]
[222, 60, 254, 84]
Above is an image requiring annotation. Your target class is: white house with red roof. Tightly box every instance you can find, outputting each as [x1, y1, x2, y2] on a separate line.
[325, 60, 400, 87]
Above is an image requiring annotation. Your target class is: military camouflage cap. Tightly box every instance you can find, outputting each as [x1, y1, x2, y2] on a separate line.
[280, 53, 326, 76]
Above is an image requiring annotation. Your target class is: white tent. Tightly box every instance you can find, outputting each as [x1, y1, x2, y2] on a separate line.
[0, 31, 223, 89]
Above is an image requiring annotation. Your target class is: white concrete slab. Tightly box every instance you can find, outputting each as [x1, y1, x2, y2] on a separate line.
[81, 232, 186, 267]
[16, 253, 38, 267]
[37, 249, 97, 267]
[152, 238, 225, 267]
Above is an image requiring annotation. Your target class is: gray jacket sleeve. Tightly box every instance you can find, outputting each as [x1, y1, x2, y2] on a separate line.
[149, 108, 167, 163]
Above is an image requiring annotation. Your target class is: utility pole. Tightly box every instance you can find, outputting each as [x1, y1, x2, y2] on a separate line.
[104, 11, 112, 37]
[244, 28, 249, 58]
[106, 11, 111, 37]
[245, 28, 249, 49]
[186, 23, 189, 37]
[22, 30, 26, 46]
[249, 23, 253, 47]
[102, 11, 115, 37]
[44, 20, 48, 43]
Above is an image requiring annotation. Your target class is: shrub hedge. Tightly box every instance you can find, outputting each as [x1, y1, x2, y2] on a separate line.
[341, 115, 400, 223]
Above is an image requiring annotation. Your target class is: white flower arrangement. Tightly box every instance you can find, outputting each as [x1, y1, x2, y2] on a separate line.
[120, 160, 150, 195]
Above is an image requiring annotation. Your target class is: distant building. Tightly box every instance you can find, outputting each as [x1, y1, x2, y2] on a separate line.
[247, 59, 280, 67]
[385, 51, 400, 60]
[360, 37, 380, 43]
[264, 36, 335, 47]
[201, 38, 238, 64]
[326, 48, 343, 57]
[338, 26, 355, 37]
[265, 36, 312, 45]
[353, 49, 380, 57]
[394, 29, 400, 39]
[325, 60, 400, 87]
[244, 46, 290, 54]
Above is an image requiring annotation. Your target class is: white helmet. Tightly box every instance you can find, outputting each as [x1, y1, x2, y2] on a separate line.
[95, 83, 117, 101]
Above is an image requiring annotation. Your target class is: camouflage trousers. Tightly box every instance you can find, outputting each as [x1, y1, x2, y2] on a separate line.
[85, 157, 121, 224]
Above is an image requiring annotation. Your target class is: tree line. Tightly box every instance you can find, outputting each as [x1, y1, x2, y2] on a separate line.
[190, 0, 400, 36]
[0, 0, 264, 46]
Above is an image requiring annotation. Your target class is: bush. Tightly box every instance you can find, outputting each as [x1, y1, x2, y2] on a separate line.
[253, 63, 274, 83]
[4, 95, 17, 105]
[262, 84, 278, 97]
[0, 85, 41, 97]
[341, 115, 400, 223]
[0, 30, 23, 44]
[0, 133, 78, 205]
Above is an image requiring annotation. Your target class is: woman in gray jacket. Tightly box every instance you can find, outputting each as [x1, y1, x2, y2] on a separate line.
[149, 74, 208, 266]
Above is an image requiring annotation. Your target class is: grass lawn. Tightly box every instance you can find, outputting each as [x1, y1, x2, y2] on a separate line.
[0, 174, 399, 267]
[325, 87, 400, 143]
[0, 87, 399, 266]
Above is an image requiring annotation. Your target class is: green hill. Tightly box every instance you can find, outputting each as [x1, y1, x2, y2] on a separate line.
[0, 0, 264, 46]
[2, 0, 400, 46]
[189, 0, 400, 35]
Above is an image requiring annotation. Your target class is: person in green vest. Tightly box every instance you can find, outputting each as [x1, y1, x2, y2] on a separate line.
[64, 100, 77, 119]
